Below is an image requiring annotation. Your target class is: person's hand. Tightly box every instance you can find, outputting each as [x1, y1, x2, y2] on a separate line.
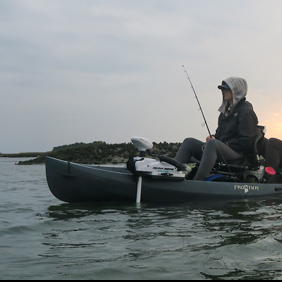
[206, 135, 215, 141]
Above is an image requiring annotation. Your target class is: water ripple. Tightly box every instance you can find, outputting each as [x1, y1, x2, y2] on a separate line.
[1, 158, 282, 279]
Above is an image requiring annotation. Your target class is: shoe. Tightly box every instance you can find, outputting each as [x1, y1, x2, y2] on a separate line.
[184, 163, 197, 173]
[183, 163, 197, 180]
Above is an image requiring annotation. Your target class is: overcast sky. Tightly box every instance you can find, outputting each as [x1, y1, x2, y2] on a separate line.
[1, 0, 282, 153]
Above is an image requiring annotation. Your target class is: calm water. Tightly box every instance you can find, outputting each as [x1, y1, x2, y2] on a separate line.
[1, 157, 282, 280]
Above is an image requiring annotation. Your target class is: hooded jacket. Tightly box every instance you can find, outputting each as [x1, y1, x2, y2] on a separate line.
[214, 77, 258, 154]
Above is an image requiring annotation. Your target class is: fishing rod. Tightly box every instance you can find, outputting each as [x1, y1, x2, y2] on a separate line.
[182, 65, 212, 138]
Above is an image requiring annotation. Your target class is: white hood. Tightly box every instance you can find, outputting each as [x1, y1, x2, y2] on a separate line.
[218, 77, 248, 114]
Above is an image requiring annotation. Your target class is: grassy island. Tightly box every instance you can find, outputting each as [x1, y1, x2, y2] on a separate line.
[0, 141, 182, 165]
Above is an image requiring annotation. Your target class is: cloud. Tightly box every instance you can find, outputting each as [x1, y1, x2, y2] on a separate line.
[1, 0, 282, 152]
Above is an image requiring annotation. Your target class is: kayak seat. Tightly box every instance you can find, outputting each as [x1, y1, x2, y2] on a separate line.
[213, 125, 267, 174]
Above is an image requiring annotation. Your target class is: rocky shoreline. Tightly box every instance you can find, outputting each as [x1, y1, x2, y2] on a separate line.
[2, 141, 181, 165]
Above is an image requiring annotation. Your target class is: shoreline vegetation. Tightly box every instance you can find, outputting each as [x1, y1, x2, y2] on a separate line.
[0, 141, 181, 165]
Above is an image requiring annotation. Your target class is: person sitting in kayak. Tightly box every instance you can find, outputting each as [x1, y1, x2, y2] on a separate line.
[175, 77, 258, 181]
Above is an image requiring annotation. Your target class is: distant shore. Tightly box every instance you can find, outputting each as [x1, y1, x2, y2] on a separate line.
[0, 152, 48, 158]
[1, 141, 181, 165]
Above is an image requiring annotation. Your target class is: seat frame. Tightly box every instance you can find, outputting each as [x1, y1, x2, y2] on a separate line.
[212, 125, 266, 176]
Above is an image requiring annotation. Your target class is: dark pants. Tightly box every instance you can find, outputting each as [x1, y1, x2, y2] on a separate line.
[265, 138, 282, 172]
[175, 137, 243, 180]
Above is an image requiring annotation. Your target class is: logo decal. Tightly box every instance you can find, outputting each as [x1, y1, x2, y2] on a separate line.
[234, 184, 259, 193]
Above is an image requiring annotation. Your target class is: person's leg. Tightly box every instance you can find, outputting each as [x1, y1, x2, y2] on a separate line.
[265, 138, 282, 171]
[194, 138, 243, 180]
[175, 137, 204, 164]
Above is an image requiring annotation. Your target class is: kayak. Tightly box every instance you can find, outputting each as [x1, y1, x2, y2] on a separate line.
[45, 156, 282, 204]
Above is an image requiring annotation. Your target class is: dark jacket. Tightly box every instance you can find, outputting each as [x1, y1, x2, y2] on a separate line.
[214, 98, 258, 154]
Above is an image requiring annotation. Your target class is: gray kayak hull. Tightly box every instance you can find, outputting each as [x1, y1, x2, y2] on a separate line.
[45, 156, 282, 203]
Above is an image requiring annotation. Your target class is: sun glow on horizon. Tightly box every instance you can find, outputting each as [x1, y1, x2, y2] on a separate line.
[260, 113, 282, 140]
